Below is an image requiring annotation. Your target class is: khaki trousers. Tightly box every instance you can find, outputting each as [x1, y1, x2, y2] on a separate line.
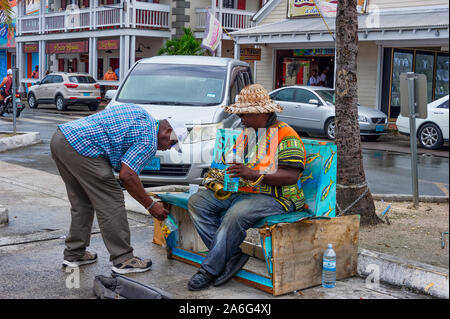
[50, 129, 134, 264]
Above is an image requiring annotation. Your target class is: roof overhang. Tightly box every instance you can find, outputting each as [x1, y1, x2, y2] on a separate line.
[233, 9, 449, 47]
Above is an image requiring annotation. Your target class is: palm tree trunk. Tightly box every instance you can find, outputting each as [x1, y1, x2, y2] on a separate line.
[335, 0, 380, 225]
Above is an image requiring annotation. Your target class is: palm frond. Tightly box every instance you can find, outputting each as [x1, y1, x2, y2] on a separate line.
[0, 0, 13, 25]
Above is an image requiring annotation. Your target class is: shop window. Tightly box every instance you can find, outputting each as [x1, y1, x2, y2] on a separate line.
[294, 88, 318, 104]
[435, 54, 449, 100]
[273, 88, 295, 102]
[415, 52, 435, 103]
[390, 50, 413, 118]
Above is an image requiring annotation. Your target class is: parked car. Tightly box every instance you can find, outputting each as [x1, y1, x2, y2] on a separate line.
[27, 72, 101, 111]
[106, 56, 253, 185]
[396, 95, 449, 149]
[269, 86, 388, 141]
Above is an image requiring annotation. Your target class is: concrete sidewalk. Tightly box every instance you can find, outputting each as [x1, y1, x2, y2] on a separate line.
[0, 160, 437, 299]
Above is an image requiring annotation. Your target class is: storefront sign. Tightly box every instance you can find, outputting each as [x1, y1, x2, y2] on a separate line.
[288, 0, 320, 17]
[97, 39, 119, 51]
[46, 41, 88, 54]
[293, 48, 335, 56]
[240, 48, 261, 61]
[288, 0, 367, 18]
[24, 43, 39, 53]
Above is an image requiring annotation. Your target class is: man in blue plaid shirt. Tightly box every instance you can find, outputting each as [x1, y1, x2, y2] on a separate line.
[50, 104, 187, 274]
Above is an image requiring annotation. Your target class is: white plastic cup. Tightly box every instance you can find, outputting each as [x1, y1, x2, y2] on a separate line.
[189, 184, 199, 195]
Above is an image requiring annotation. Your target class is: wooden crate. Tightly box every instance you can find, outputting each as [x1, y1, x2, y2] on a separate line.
[153, 202, 360, 296]
[269, 215, 360, 295]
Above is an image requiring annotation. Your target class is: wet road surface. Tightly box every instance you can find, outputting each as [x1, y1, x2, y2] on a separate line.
[1, 106, 448, 196]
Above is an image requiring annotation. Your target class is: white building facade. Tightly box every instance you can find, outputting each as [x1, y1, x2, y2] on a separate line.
[231, 0, 449, 121]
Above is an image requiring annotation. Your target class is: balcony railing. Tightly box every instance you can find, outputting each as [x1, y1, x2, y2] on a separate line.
[196, 8, 255, 32]
[17, 2, 170, 36]
[134, 2, 170, 28]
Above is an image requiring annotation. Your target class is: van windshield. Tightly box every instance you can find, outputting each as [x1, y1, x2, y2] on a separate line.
[116, 63, 227, 106]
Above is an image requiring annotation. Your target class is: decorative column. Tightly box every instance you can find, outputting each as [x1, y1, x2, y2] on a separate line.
[123, 35, 130, 76]
[89, 37, 98, 80]
[234, 42, 240, 60]
[39, 40, 46, 79]
[130, 35, 136, 67]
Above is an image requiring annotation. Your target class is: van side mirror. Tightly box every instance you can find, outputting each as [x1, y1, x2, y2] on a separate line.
[36, 81, 41, 85]
[309, 99, 321, 106]
[105, 90, 117, 100]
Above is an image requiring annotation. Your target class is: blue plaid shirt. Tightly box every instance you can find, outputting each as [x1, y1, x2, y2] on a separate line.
[59, 104, 158, 174]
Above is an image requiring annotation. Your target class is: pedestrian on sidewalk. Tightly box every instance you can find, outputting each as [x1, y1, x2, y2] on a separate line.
[50, 104, 188, 274]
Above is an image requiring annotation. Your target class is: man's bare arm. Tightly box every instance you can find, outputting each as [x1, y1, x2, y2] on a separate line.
[119, 163, 168, 221]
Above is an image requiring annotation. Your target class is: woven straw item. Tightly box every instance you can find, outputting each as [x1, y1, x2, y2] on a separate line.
[224, 84, 283, 114]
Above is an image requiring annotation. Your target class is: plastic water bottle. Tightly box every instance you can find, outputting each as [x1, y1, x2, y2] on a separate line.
[322, 243, 336, 288]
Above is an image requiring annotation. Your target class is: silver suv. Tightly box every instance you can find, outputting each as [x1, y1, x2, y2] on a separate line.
[106, 56, 252, 185]
[27, 72, 101, 111]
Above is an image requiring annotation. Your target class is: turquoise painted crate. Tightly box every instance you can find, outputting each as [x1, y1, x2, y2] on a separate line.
[301, 139, 337, 217]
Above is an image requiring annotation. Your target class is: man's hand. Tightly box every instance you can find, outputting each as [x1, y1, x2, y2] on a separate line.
[148, 202, 169, 221]
[226, 163, 259, 181]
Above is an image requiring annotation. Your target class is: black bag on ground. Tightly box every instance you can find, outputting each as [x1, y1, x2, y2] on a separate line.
[93, 274, 172, 299]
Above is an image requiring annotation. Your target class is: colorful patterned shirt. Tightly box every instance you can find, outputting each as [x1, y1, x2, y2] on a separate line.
[59, 104, 158, 174]
[237, 115, 306, 212]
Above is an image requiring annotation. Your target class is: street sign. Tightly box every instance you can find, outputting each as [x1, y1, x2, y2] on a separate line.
[400, 73, 428, 119]
[399, 72, 426, 207]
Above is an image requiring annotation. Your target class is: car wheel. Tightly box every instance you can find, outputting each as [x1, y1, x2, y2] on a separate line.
[363, 135, 380, 142]
[28, 93, 38, 108]
[418, 123, 443, 150]
[55, 95, 67, 111]
[325, 118, 335, 140]
[88, 103, 99, 111]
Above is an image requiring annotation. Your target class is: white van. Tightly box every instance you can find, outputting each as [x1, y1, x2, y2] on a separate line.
[106, 56, 253, 185]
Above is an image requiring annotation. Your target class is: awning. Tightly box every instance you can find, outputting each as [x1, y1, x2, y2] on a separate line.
[232, 8, 449, 45]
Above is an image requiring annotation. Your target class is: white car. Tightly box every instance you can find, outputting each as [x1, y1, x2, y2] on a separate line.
[27, 72, 101, 111]
[396, 95, 449, 149]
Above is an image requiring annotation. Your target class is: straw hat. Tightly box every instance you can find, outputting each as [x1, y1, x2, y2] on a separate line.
[224, 84, 283, 114]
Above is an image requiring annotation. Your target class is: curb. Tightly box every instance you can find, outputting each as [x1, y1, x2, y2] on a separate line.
[0, 131, 42, 153]
[372, 194, 449, 203]
[0, 205, 8, 227]
[358, 248, 449, 299]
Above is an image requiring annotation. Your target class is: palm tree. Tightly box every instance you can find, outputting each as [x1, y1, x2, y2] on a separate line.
[334, 0, 380, 225]
[158, 28, 205, 56]
[0, 0, 13, 25]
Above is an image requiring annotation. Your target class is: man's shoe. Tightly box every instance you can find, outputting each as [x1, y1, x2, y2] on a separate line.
[111, 256, 152, 274]
[62, 251, 97, 268]
[213, 252, 249, 286]
[187, 268, 216, 291]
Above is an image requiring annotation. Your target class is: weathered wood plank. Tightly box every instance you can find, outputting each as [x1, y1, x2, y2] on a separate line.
[272, 215, 360, 296]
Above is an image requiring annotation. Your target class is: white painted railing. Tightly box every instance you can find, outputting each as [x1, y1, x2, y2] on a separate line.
[221, 8, 255, 31]
[16, 3, 170, 36]
[95, 6, 121, 28]
[20, 15, 39, 34]
[134, 2, 170, 28]
[195, 7, 255, 31]
[196, 8, 208, 30]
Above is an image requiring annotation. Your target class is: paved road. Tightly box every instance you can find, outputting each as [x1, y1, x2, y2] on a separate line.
[1, 106, 448, 196]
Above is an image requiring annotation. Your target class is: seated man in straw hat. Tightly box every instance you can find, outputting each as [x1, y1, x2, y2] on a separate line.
[187, 84, 306, 291]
